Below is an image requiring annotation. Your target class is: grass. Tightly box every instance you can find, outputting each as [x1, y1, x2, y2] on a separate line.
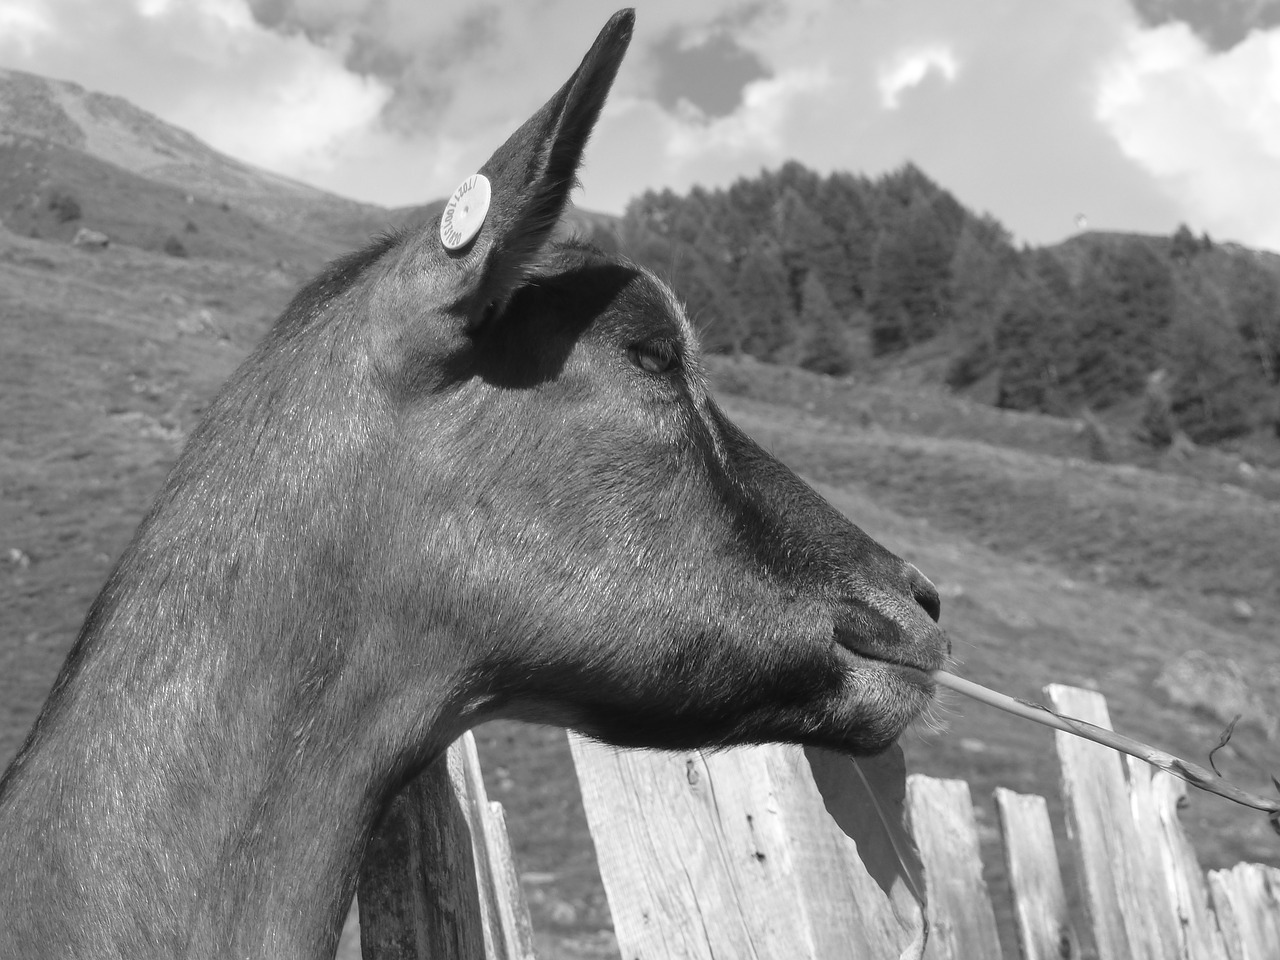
[3, 223, 1279, 959]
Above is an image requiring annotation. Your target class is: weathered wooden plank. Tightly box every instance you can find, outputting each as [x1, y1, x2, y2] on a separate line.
[905, 775, 1003, 960]
[358, 733, 535, 960]
[1212, 878, 1247, 960]
[450, 733, 512, 960]
[485, 801, 537, 960]
[568, 734, 914, 960]
[1047, 684, 1171, 960]
[571, 738, 808, 960]
[1124, 757, 1228, 959]
[1209, 863, 1280, 960]
[993, 787, 1081, 960]
[357, 744, 487, 960]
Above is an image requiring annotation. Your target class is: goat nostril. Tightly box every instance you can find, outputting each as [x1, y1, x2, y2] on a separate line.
[917, 586, 941, 623]
[906, 564, 941, 623]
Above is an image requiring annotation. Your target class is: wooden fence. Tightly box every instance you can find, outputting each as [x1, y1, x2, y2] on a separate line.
[355, 684, 1280, 959]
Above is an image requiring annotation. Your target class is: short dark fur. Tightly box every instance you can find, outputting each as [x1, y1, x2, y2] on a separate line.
[0, 11, 946, 959]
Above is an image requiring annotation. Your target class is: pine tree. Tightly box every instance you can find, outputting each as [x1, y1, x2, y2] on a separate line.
[775, 188, 857, 316]
[796, 272, 856, 375]
[626, 188, 684, 238]
[1073, 241, 1174, 408]
[948, 216, 1020, 332]
[867, 195, 956, 353]
[817, 173, 876, 304]
[1170, 223, 1200, 261]
[1228, 256, 1280, 385]
[878, 162, 938, 214]
[992, 271, 1076, 414]
[775, 160, 823, 208]
[673, 244, 745, 355]
[1164, 319, 1260, 442]
[726, 176, 777, 238]
[942, 217, 1021, 389]
[735, 240, 796, 361]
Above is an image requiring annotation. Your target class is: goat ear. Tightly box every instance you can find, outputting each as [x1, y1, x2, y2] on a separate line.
[420, 9, 634, 325]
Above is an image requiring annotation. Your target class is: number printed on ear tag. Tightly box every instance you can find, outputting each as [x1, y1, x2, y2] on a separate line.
[440, 174, 491, 250]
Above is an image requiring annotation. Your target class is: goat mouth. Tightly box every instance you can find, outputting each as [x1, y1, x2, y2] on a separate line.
[831, 627, 948, 677]
[830, 606, 949, 676]
[837, 644, 940, 678]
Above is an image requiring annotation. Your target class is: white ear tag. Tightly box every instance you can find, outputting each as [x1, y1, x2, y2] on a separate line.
[440, 174, 491, 250]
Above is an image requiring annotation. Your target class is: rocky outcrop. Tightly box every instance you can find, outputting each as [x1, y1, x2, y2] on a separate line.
[71, 227, 108, 249]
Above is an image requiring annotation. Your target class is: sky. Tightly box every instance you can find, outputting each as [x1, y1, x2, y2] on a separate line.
[2, 0, 1280, 251]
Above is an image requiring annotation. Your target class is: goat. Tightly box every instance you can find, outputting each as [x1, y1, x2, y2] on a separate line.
[0, 10, 947, 959]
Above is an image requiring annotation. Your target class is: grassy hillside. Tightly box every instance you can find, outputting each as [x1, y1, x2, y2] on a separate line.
[0, 134, 358, 269]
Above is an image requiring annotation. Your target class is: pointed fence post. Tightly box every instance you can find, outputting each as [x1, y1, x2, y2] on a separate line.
[1047, 683, 1242, 960]
[994, 786, 1081, 960]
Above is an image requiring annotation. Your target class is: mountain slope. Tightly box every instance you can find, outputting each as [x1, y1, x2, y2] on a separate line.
[0, 66, 389, 246]
[0, 132, 363, 268]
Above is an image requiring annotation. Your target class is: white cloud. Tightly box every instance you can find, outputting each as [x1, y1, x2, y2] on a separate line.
[663, 66, 832, 159]
[134, 0, 172, 17]
[877, 45, 960, 110]
[166, 30, 390, 178]
[183, 25, 392, 180]
[0, 1, 54, 54]
[1097, 20, 1280, 249]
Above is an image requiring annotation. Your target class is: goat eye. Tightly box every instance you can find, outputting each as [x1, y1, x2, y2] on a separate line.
[629, 340, 679, 375]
